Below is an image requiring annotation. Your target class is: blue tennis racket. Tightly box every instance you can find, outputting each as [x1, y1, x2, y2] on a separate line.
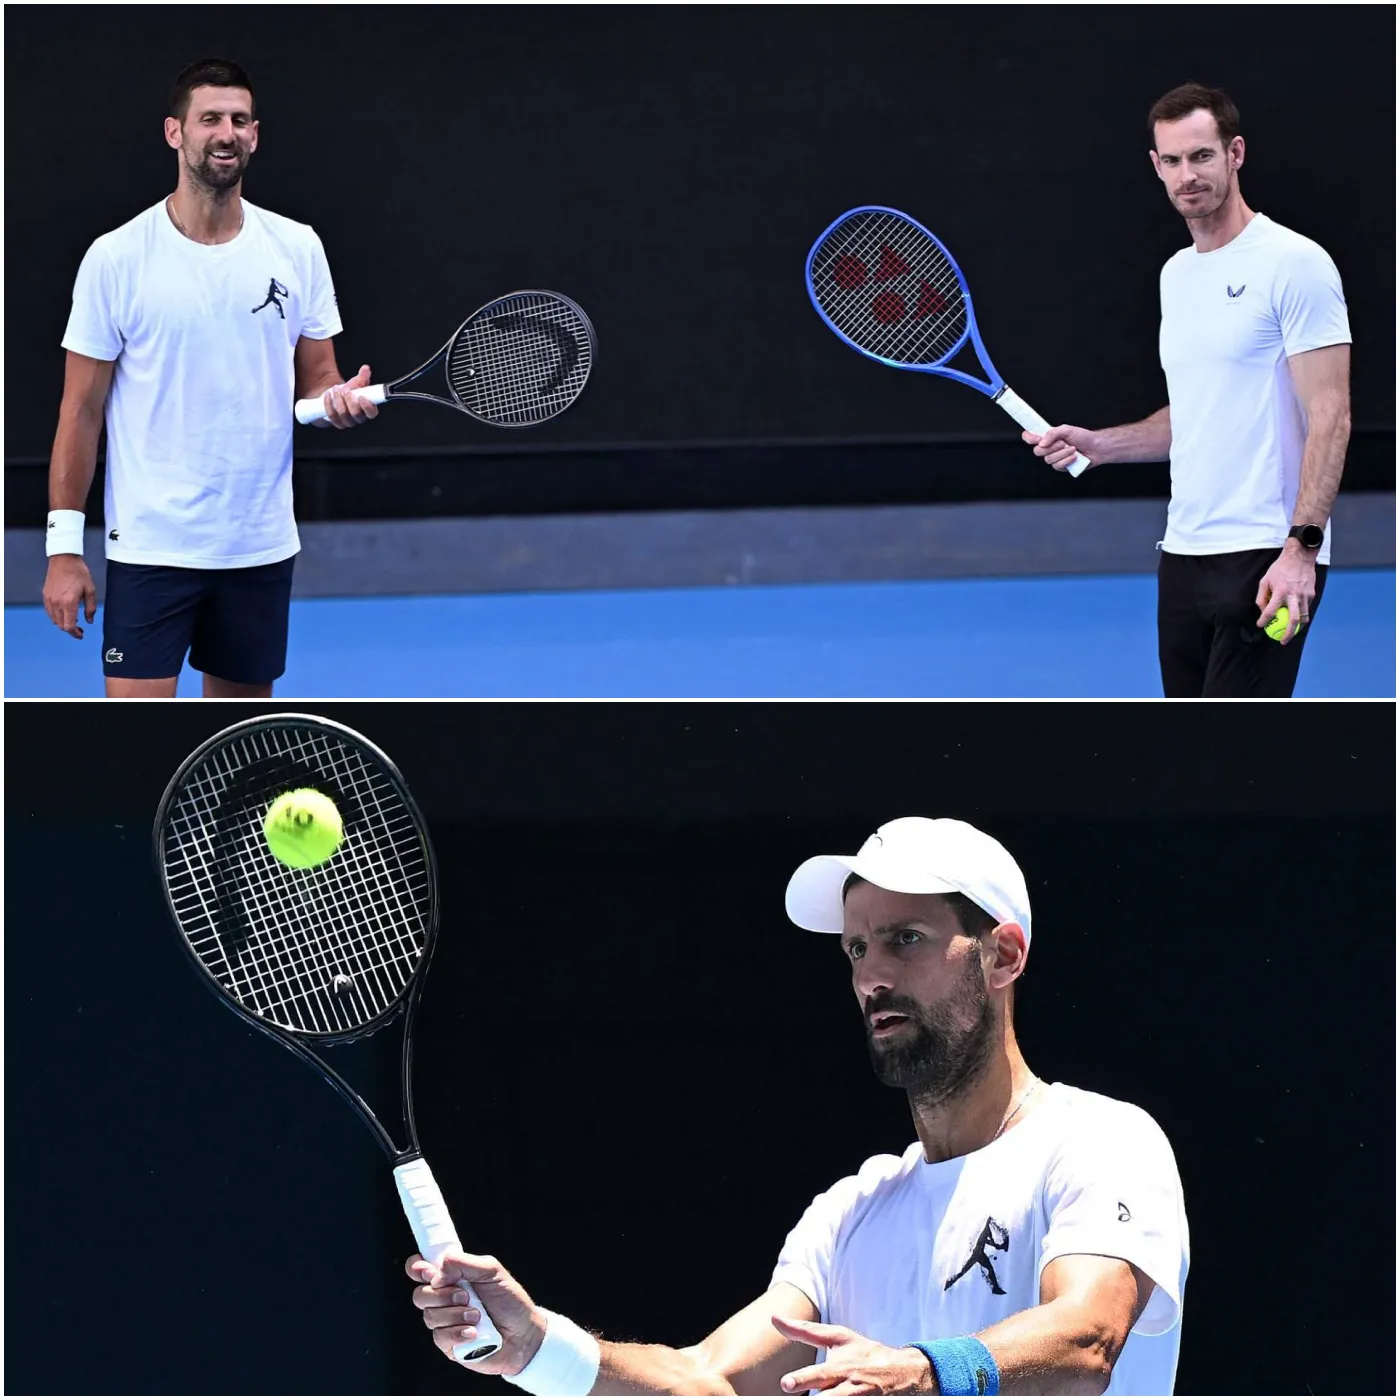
[806, 206, 1089, 477]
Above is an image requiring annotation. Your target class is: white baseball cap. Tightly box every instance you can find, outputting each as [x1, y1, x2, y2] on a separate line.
[785, 817, 1032, 945]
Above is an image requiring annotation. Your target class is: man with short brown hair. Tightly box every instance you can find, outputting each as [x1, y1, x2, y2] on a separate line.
[1023, 82, 1351, 698]
[42, 58, 379, 698]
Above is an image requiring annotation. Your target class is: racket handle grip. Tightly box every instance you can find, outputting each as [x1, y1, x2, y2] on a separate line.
[294, 382, 388, 425]
[994, 385, 1091, 479]
[394, 1155, 505, 1363]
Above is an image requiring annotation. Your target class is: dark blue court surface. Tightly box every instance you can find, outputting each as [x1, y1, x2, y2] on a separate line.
[5, 570, 1393, 698]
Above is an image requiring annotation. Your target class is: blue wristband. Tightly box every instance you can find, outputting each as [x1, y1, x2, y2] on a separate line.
[910, 1336, 1000, 1396]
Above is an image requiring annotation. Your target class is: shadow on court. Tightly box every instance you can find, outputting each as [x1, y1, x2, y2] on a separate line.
[5, 570, 1393, 699]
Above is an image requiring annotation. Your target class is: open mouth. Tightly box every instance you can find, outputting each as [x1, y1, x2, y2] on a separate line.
[868, 1012, 911, 1037]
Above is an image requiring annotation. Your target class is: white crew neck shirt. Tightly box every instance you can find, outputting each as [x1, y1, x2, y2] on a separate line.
[771, 1082, 1189, 1395]
[1158, 212, 1350, 565]
[62, 198, 342, 569]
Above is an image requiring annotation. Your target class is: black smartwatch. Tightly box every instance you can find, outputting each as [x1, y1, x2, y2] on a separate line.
[1287, 523, 1325, 551]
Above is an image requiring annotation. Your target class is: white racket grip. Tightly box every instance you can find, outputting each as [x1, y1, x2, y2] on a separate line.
[294, 382, 388, 425]
[393, 1156, 504, 1362]
[994, 385, 1090, 478]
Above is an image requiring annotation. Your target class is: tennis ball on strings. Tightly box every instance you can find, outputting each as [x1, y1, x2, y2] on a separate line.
[264, 789, 344, 869]
[1264, 607, 1291, 642]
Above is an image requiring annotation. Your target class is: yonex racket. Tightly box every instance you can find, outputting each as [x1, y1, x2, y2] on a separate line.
[153, 713, 502, 1364]
[295, 289, 595, 428]
[807, 207, 1090, 477]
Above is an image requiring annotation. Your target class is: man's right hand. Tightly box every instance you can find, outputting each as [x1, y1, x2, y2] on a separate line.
[42, 555, 97, 638]
[1022, 425, 1101, 472]
[407, 1249, 548, 1376]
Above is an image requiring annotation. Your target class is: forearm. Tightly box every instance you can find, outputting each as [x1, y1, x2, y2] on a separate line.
[1292, 402, 1351, 527]
[296, 361, 353, 428]
[592, 1340, 734, 1396]
[298, 366, 346, 400]
[969, 1298, 1121, 1396]
[48, 409, 104, 515]
[1093, 406, 1171, 465]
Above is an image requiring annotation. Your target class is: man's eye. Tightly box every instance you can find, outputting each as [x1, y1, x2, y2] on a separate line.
[897, 929, 921, 945]
[847, 942, 866, 961]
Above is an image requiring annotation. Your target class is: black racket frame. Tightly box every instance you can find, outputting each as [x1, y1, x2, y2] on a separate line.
[152, 713, 439, 1166]
[387, 288, 596, 426]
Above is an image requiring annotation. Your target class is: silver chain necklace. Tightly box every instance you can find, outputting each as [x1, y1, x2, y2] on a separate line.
[992, 1077, 1041, 1142]
[167, 195, 243, 243]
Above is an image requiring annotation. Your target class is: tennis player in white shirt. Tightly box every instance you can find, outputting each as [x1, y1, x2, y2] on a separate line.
[42, 57, 378, 698]
[407, 818, 1189, 1396]
[1024, 82, 1351, 698]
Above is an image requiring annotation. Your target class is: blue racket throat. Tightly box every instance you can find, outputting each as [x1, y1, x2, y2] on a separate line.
[806, 206, 1089, 477]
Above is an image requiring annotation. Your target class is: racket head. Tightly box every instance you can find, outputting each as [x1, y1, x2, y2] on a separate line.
[806, 207, 994, 385]
[436, 289, 596, 428]
[154, 714, 439, 1046]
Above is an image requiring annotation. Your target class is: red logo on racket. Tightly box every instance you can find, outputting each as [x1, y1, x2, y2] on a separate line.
[916, 282, 949, 318]
[874, 246, 911, 281]
[832, 254, 867, 290]
[826, 245, 956, 328]
[872, 290, 905, 324]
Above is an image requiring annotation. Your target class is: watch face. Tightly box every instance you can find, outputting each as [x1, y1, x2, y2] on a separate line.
[1293, 524, 1324, 549]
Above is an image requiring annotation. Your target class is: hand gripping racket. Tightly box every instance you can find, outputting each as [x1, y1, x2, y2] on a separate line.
[806, 207, 1090, 477]
[295, 289, 595, 428]
[154, 713, 502, 1363]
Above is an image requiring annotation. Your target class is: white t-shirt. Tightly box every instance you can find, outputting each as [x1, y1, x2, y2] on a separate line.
[771, 1083, 1189, 1396]
[1158, 212, 1350, 565]
[61, 199, 342, 568]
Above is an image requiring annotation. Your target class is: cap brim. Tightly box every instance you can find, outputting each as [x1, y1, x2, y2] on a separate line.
[785, 853, 961, 933]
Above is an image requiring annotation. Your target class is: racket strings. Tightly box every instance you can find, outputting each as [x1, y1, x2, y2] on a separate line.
[218, 734, 424, 1030]
[446, 293, 593, 427]
[811, 211, 969, 365]
[164, 726, 432, 1037]
[186, 777, 418, 1030]
[174, 768, 414, 1031]
[230, 751, 424, 1004]
[232, 816, 421, 1028]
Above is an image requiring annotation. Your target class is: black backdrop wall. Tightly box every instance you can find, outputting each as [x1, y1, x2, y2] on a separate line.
[3, 6, 1394, 516]
[4, 702, 1395, 1396]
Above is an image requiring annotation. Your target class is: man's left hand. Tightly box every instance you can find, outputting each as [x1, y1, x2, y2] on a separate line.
[774, 1316, 934, 1395]
[320, 363, 380, 429]
[1255, 541, 1316, 645]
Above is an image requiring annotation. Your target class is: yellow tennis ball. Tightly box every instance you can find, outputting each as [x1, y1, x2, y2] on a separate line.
[1264, 606, 1291, 642]
[264, 789, 344, 869]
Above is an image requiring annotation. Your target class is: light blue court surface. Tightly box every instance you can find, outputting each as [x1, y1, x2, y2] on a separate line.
[5, 570, 1393, 699]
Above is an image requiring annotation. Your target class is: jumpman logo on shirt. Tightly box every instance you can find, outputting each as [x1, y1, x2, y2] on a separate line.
[944, 1217, 1010, 1296]
[251, 277, 290, 320]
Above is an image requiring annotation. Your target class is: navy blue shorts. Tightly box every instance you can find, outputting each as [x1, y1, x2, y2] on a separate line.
[102, 556, 296, 683]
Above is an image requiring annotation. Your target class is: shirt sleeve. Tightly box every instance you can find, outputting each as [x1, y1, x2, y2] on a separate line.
[1037, 1104, 1189, 1337]
[300, 229, 344, 340]
[770, 1174, 862, 1320]
[61, 241, 123, 361]
[1276, 242, 1351, 357]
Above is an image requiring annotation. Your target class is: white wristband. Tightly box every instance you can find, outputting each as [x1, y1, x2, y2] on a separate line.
[46, 510, 86, 558]
[508, 1310, 601, 1396]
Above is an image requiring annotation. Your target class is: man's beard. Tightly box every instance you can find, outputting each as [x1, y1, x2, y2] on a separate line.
[186, 144, 246, 193]
[1176, 170, 1232, 221]
[864, 953, 996, 1105]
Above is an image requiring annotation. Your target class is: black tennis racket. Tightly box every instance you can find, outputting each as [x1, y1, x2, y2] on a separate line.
[153, 713, 502, 1363]
[295, 289, 595, 428]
